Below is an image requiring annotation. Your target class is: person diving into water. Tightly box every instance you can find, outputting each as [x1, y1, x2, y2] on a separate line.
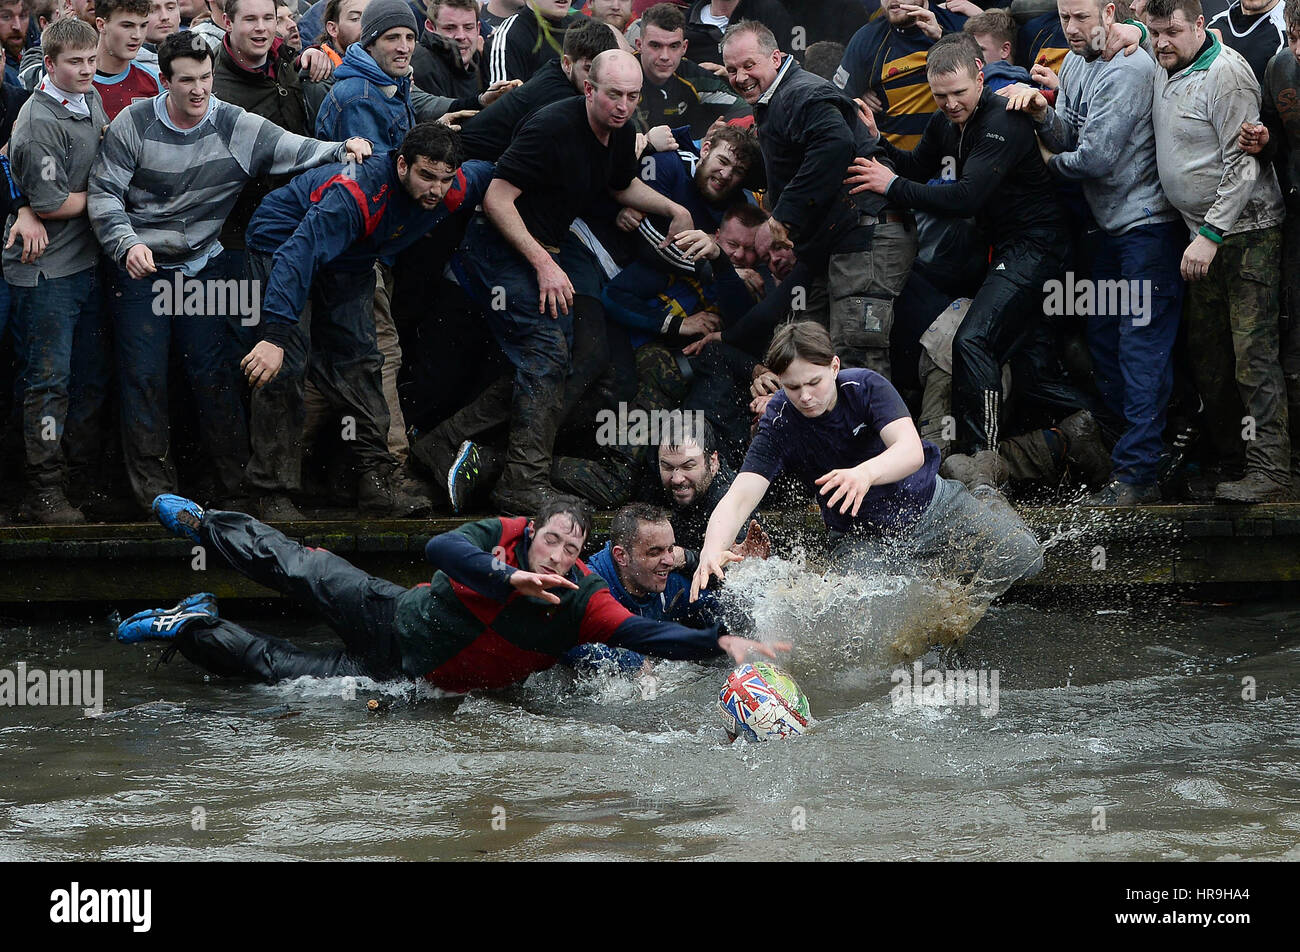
[119, 493, 785, 693]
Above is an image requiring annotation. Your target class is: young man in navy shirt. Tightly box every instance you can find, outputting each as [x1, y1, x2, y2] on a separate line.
[691, 321, 1043, 611]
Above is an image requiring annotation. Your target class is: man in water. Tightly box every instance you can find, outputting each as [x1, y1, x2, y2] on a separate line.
[690, 321, 1043, 610]
[119, 494, 782, 693]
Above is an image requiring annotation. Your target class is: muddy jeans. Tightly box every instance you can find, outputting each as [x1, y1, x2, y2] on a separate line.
[829, 475, 1044, 602]
[1184, 226, 1290, 483]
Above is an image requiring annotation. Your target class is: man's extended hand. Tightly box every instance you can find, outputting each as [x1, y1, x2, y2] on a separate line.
[815, 462, 875, 516]
[1029, 62, 1059, 90]
[717, 634, 792, 664]
[680, 311, 722, 337]
[999, 82, 1050, 123]
[535, 258, 574, 317]
[299, 45, 334, 82]
[125, 242, 156, 279]
[436, 109, 478, 131]
[690, 545, 730, 602]
[509, 569, 580, 604]
[1181, 234, 1218, 282]
[854, 96, 879, 138]
[479, 78, 522, 106]
[664, 204, 695, 249]
[673, 228, 720, 261]
[342, 137, 372, 162]
[645, 124, 678, 153]
[844, 156, 896, 196]
[900, 3, 942, 40]
[682, 330, 721, 356]
[730, 519, 771, 561]
[241, 340, 285, 389]
[750, 367, 780, 398]
[1239, 120, 1269, 155]
[6, 206, 48, 263]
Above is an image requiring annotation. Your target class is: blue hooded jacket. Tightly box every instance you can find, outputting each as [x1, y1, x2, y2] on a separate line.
[316, 43, 416, 149]
[246, 153, 491, 340]
[981, 60, 1033, 93]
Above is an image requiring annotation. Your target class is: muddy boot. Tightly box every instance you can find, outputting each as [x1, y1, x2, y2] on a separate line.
[489, 384, 565, 517]
[1057, 410, 1112, 486]
[358, 465, 432, 517]
[1086, 479, 1161, 506]
[253, 494, 306, 522]
[18, 486, 86, 525]
[1214, 471, 1296, 504]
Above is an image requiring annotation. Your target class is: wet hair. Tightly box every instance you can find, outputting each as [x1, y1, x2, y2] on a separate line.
[659, 409, 718, 458]
[803, 40, 844, 80]
[610, 503, 672, 551]
[764, 321, 836, 374]
[963, 8, 1016, 56]
[532, 495, 593, 541]
[640, 2, 685, 35]
[158, 28, 215, 77]
[926, 32, 983, 79]
[720, 201, 768, 230]
[399, 120, 463, 169]
[41, 17, 98, 62]
[95, 0, 152, 22]
[720, 18, 778, 57]
[703, 123, 761, 174]
[1144, 0, 1202, 22]
[563, 15, 619, 62]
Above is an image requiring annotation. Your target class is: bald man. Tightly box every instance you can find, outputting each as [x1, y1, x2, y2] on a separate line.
[426, 50, 696, 514]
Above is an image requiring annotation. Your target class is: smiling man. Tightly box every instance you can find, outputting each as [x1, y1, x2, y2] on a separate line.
[634, 2, 745, 140]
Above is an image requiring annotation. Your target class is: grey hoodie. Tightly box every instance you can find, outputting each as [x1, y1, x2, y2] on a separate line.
[1038, 46, 1178, 235]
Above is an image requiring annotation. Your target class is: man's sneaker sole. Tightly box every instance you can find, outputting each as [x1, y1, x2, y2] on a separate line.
[152, 493, 205, 543]
[117, 592, 218, 643]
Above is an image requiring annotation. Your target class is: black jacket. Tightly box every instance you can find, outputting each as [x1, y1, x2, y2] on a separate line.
[879, 84, 1065, 248]
[459, 58, 578, 162]
[753, 57, 888, 260]
[412, 29, 483, 101]
[212, 36, 310, 249]
[684, 0, 795, 62]
[484, 7, 587, 84]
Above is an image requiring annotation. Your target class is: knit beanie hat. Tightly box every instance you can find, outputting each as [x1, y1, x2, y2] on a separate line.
[360, 0, 419, 49]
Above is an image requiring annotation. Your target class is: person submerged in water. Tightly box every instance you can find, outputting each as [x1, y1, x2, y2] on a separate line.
[691, 320, 1044, 607]
[120, 493, 785, 694]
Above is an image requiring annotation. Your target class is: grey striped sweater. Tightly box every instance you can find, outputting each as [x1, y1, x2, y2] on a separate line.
[89, 92, 348, 269]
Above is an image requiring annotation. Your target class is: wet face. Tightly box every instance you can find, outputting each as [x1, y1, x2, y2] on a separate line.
[585, 57, 642, 131]
[658, 441, 719, 508]
[433, 4, 479, 66]
[227, 0, 278, 64]
[639, 23, 686, 84]
[527, 514, 587, 577]
[162, 53, 214, 121]
[722, 32, 781, 105]
[398, 155, 456, 208]
[99, 11, 149, 64]
[1147, 10, 1204, 72]
[928, 65, 982, 127]
[615, 520, 677, 597]
[753, 221, 795, 280]
[695, 139, 745, 203]
[276, 5, 300, 47]
[328, 0, 369, 50]
[148, 0, 181, 44]
[1058, 0, 1111, 56]
[0, 2, 29, 61]
[46, 45, 98, 93]
[371, 25, 415, 76]
[779, 355, 840, 418]
[716, 216, 758, 268]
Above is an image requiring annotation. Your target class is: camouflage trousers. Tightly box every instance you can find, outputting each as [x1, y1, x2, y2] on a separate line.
[1184, 226, 1290, 483]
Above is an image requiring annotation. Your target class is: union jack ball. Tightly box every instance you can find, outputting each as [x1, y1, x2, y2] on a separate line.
[718, 662, 813, 742]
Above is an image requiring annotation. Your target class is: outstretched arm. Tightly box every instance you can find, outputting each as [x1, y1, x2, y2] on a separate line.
[691, 471, 770, 601]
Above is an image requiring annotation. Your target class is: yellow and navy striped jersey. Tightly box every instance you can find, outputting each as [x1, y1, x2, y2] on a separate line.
[1017, 11, 1070, 78]
[833, 10, 969, 151]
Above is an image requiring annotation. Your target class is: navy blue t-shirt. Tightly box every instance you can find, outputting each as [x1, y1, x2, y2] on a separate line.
[741, 368, 940, 534]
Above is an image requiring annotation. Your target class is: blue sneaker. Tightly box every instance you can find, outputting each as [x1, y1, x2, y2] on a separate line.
[152, 493, 205, 543]
[447, 440, 481, 515]
[117, 592, 218, 644]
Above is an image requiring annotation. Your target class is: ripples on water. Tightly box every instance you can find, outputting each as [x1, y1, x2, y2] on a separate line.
[0, 559, 1297, 861]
